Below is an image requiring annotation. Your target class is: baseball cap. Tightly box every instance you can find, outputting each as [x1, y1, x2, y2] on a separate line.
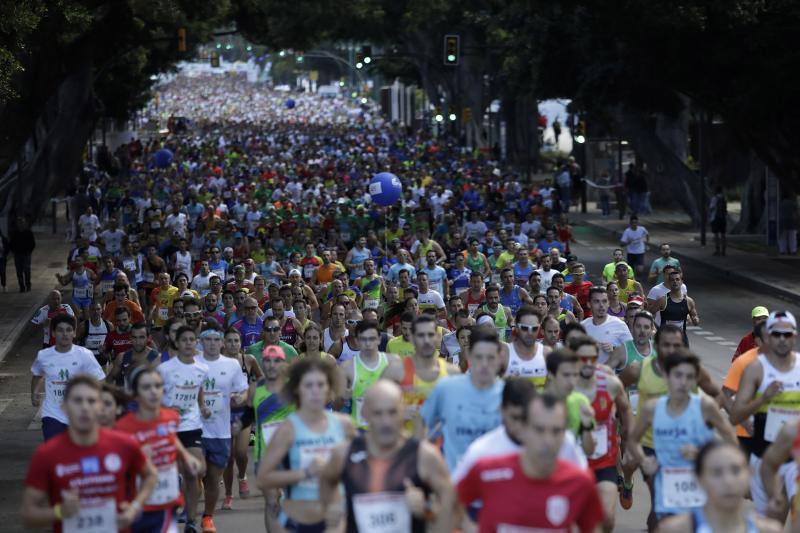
[751, 306, 769, 319]
[766, 310, 797, 334]
[288, 268, 301, 277]
[224, 246, 234, 254]
[628, 296, 645, 308]
[262, 345, 286, 361]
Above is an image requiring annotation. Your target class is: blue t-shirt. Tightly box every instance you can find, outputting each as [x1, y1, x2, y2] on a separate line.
[420, 374, 504, 471]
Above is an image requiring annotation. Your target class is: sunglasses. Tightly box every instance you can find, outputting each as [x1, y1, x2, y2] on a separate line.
[770, 331, 795, 338]
[346, 319, 359, 326]
[517, 324, 539, 332]
[185, 312, 201, 318]
[265, 326, 281, 332]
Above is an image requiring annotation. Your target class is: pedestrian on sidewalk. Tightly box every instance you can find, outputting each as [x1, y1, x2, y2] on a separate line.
[597, 170, 612, 217]
[620, 215, 649, 276]
[709, 186, 727, 256]
[9, 215, 35, 292]
[778, 191, 798, 255]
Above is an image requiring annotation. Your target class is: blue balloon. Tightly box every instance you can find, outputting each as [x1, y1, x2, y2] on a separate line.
[369, 172, 402, 206]
[154, 148, 173, 168]
[285, 98, 295, 109]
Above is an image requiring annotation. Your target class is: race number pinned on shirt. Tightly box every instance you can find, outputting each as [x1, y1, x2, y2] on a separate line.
[298, 446, 332, 490]
[355, 397, 367, 427]
[364, 298, 380, 309]
[662, 466, 706, 509]
[628, 390, 639, 415]
[352, 492, 411, 533]
[589, 426, 608, 460]
[158, 308, 169, 321]
[146, 464, 180, 506]
[764, 407, 800, 442]
[63, 498, 118, 533]
[261, 422, 282, 448]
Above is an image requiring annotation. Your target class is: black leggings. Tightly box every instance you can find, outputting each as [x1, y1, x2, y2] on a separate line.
[14, 253, 31, 289]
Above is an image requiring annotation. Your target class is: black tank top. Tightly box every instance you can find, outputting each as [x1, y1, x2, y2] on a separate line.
[342, 435, 428, 533]
[660, 294, 689, 333]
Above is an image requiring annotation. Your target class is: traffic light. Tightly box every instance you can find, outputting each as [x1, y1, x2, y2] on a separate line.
[443, 35, 460, 66]
[210, 50, 220, 68]
[355, 50, 364, 69]
[362, 45, 372, 64]
[178, 28, 187, 52]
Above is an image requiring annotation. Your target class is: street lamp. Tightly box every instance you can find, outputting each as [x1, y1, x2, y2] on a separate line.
[435, 114, 444, 122]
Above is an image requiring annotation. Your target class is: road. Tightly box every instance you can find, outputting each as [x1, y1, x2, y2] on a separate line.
[0, 222, 795, 531]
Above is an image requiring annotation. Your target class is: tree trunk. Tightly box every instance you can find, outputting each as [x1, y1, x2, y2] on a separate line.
[0, 62, 98, 226]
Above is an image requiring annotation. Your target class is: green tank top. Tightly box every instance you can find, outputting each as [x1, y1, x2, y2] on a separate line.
[351, 352, 388, 429]
[466, 253, 484, 274]
[482, 304, 508, 341]
[624, 340, 656, 417]
[252, 384, 294, 463]
[567, 391, 591, 437]
[359, 275, 383, 306]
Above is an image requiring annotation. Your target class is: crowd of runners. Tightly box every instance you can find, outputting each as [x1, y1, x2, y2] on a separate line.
[19, 73, 797, 533]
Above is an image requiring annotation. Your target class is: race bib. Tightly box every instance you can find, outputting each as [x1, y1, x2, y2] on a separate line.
[468, 303, 479, 315]
[355, 397, 367, 427]
[298, 446, 332, 490]
[142, 272, 155, 283]
[363, 298, 380, 309]
[63, 498, 118, 533]
[146, 464, 180, 506]
[158, 308, 169, 321]
[352, 492, 410, 533]
[73, 286, 92, 299]
[261, 421, 282, 448]
[303, 264, 315, 279]
[628, 390, 639, 415]
[764, 407, 800, 442]
[100, 281, 114, 294]
[123, 260, 136, 271]
[665, 320, 684, 329]
[589, 426, 608, 460]
[171, 389, 197, 413]
[662, 466, 706, 509]
[204, 395, 224, 417]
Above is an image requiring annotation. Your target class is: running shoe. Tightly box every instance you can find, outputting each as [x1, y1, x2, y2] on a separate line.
[201, 515, 217, 533]
[184, 521, 199, 533]
[239, 478, 250, 499]
[222, 495, 233, 510]
[619, 476, 634, 510]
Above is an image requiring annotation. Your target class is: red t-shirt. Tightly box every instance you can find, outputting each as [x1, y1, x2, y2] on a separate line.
[24, 428, 148, 533]
[103, 330, 133, 360]
[565, 281, 593, 317]
[115, 408, 183, 511]
[457, 454, 604, 533]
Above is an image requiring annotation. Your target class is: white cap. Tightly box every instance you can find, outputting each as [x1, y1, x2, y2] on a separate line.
[766, 310, 797, 334]
[288, 268, 301, 277]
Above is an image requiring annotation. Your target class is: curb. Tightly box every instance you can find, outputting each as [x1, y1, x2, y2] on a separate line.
[579, 219, 800, 306]
[0, 296, 45, 366]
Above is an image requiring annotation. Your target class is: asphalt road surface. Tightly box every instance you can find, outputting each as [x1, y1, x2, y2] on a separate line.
[0, 222, 795, 532]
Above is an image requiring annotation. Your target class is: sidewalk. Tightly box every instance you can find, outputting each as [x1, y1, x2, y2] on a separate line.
[0, 225, 72, 363]
[571, 205, 800, 305]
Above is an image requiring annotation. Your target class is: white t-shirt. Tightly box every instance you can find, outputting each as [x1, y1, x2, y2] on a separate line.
[581, 315, 633, 364]
[464, 221, 488, 240]
[521, 220, 542, 237]
[512, 233, 529, 246]
[78, 214, 101, 241]
[31, 304, 75, 344]
[191, 273, 215, 296]
[621, 226, 649, 254]
[452, 425, 587, 483]
[158, 357, 209, 432]
[196, 355, 248, 438]
[417, 289, 445, 311]
[99, 229, 126, 254]
[30, 345, 105, 423]
[536, 268, 557, 292]
[165, 213, 188, 238]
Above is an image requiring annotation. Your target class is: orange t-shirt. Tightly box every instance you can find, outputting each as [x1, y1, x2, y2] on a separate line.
[103, 300, 145, 325]
[722, 347, 759, 438]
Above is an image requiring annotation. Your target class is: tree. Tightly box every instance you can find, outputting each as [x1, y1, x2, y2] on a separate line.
[0, 0, 230, 224]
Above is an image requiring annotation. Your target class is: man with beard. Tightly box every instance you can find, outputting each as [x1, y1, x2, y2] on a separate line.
[399, 316, 460, 439]
[581, 286, 631, 370]
[730, 311, 800, 522]
[571, 335, 632, 532]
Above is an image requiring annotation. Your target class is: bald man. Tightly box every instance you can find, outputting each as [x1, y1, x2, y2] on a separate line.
[320, 380, 455, 533]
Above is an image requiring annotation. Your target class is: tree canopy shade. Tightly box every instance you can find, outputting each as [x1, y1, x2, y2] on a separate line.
[0, 0, 229, 221]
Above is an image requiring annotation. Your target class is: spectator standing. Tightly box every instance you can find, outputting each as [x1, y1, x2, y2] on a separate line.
[9, 215, 35, 292]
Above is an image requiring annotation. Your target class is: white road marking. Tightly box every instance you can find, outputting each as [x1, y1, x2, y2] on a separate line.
[0, 398, 12, 418]
[686, 326, 702, 331]
[27, 407, 42, 430]
[705, 336, 726, 341]
[693, 331, 714, 336]
[718, 341, 738, 347]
